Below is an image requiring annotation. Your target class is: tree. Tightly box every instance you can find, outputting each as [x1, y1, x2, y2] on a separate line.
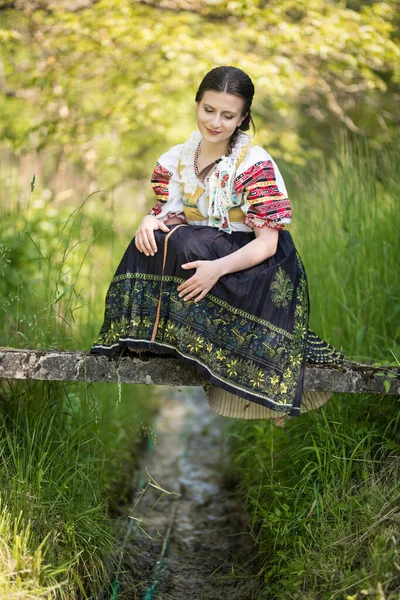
[0, 0, 399, 181]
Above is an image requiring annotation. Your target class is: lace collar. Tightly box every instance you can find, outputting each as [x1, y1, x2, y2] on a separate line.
[179, 130, 252, 194]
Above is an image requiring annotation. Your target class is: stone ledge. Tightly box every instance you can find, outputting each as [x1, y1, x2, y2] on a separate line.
[0, 348, 399, 395]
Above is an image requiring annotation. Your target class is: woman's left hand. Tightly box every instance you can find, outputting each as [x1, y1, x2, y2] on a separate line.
[178, 260, 222, 302]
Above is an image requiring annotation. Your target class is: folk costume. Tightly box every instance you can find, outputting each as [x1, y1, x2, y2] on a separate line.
[91, 131, 343, 419]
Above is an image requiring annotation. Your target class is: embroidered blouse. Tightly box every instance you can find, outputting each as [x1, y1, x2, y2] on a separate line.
[149, 130, 292, 233]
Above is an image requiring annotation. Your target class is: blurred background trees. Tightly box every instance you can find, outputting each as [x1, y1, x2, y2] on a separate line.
[0, 0, 399, 188]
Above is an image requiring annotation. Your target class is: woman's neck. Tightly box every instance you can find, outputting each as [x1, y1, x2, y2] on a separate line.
[199, 138, 229, 163]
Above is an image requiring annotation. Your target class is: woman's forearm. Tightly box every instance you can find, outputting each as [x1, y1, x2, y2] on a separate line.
[214, 227, 279, 276]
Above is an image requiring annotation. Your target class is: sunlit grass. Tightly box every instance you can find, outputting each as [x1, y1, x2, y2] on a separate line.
[231, 140, 400, 599]
[1, 137, 399, 598]
[0, 170, 157, 597]
[288, 136, 400, 362]
[0, 501, 64, 599]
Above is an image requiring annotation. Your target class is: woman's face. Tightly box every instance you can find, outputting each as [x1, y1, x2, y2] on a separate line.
[196, 90, 246, 147]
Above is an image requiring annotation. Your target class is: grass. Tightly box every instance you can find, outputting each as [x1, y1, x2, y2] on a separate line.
[231, 397, 400, 599]
[0, 500, 64, 599]
[229, 139, 400, 599]
[0, 137, 399, 599]
[0, 378, 156, 598]
[289, 136, 400, 362]
[0, 168, 157, 598]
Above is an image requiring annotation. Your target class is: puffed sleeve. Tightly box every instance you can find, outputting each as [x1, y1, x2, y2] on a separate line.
[148, 143, 187, 223]
[235, 146, 292, 230]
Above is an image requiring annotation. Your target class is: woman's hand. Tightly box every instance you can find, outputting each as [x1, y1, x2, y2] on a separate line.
[177, 226, 279, 302]
[135, 215, 170, 256]
[178, 260, 222, 302]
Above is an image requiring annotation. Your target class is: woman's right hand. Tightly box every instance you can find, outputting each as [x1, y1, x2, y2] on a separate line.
[134, 215, 170, 256]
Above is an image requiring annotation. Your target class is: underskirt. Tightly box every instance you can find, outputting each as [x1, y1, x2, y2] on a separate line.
[90, 224, 343, 418]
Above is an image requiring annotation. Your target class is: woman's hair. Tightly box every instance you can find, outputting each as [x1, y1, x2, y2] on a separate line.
[195, 66, 255, 153]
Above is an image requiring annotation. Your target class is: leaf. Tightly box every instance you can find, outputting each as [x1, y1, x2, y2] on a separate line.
[383, 379, 391, 394]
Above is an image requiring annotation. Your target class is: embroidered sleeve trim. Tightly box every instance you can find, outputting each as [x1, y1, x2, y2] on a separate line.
[151, 162, 173, 203]
[160, 212, 188, 224]
[243, 214, 285, 231]
[147, 200, 187, 223]
[235, 160, 292, 229]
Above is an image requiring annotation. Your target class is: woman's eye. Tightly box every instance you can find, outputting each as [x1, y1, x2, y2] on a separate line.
[204, 108, 213, 113]
[224, 115, 234, 120]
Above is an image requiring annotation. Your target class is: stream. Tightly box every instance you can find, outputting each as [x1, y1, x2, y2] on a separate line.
[106, 387, 260, 600]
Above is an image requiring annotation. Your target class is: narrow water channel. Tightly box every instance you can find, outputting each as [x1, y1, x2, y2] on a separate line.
[107, 387, 259, 600]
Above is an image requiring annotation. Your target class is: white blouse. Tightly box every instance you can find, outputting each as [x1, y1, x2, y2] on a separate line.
[149, 130, 292, 233]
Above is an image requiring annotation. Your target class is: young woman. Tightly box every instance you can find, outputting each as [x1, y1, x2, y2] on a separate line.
[91, 66, 343, 421]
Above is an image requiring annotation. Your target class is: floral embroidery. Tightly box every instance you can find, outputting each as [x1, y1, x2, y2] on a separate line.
[177, 131, 252, 233]
[92, 260, 309, 412]
[270, 268, 294, 309]
[221, 173, 229, 188]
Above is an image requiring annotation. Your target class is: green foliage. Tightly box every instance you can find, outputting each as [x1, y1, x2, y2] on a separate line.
[0, 167, 141, 349]
[230, 140, 400, 598]
[0, 0, 399, 181]
[0, 163, 157, 597]
[288, 137, 400, 361]
[0, 378, 155, 598]
[230, 396, 400, 599]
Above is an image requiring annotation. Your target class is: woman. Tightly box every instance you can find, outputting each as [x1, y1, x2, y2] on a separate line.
[91, 66, 343, 421]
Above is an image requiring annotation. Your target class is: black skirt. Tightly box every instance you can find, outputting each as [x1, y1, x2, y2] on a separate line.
[91, 224, 342, 417]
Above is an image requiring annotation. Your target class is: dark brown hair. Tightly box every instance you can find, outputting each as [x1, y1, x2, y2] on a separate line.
[195, 66, 255, 153]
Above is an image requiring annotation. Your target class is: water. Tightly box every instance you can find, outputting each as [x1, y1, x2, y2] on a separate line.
[108, 387, 259, 599]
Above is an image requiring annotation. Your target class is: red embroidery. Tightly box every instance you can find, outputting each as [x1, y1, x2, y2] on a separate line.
[235, 160, 292, 229]
[243, 214, 285, 231]
[148, 200, 164, 217]
[163, 212, 188, 224]
[221, 173, 229, 188]
[151, 162, 173, 203]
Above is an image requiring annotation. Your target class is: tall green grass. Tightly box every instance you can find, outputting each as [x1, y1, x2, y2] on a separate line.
[0, 167, 157, 597]
[231, 398, 400, 599]
[1, 138, 399, 599]
[231, 140, 400, 599]
[289, 137, 400, 361]
[0, 378, 155, 599]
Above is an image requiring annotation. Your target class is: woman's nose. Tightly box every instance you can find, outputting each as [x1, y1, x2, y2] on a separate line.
[210, 114, 221, 127]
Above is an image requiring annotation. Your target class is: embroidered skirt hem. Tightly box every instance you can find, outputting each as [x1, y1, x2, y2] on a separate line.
[91, 225, 313, 417]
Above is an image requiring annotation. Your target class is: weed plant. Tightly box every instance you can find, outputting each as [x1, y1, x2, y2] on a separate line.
[230, 139, 400, 599]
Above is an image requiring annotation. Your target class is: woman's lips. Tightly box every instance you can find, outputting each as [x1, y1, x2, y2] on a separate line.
[206, 127, 221, 135]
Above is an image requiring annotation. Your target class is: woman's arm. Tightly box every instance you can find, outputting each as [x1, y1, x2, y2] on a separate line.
[178, 226, 279, 302]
